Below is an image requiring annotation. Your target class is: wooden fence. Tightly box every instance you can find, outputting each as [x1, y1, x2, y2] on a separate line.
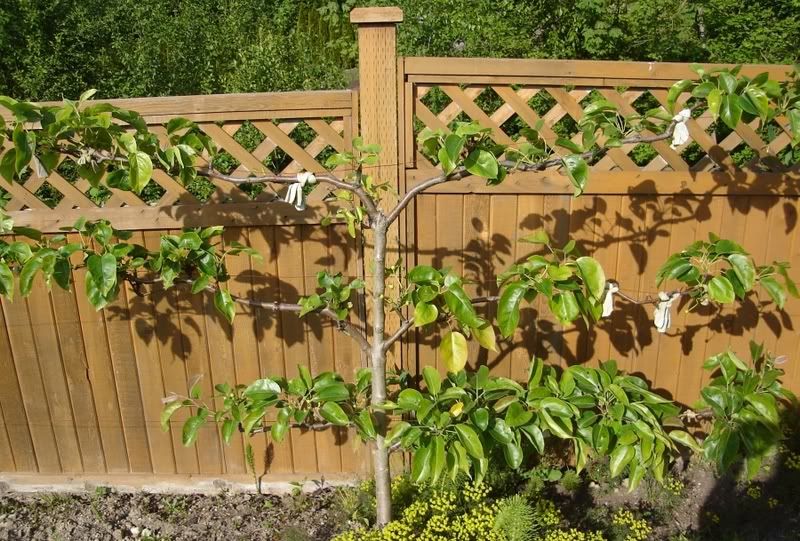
[0, 7, 798, 485]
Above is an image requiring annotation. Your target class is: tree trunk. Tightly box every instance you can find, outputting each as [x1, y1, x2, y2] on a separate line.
[369, 216, 392, 526]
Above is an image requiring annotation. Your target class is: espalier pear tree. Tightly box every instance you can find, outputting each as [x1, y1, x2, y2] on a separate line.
[1, 66, 800, 525]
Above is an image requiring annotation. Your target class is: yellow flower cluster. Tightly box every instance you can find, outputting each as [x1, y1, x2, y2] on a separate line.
[746, 484, 762, 500]
[536, 500, 563, 528]
[612, 509, 652, 541]
[768, 497, 779, 509]
[785, 451, 800, 471]
[391, 475, 413, 500]
[664, 477, 684, 496]
[462, 482, 491, 503]
[539, 528, 606, 541]
[332, 483, 500, 541]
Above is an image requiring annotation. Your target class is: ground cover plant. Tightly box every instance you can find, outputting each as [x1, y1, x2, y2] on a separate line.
[0, 61, 799, 533]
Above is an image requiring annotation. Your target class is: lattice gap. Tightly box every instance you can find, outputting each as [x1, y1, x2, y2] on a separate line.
[420, 86, 452, 115]
[33, 181, 63, 209]
[628, 143, 659, 167]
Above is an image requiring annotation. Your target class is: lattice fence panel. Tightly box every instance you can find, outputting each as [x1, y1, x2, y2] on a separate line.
[411, 83, 800, 176]
[1, 90, 355, 229]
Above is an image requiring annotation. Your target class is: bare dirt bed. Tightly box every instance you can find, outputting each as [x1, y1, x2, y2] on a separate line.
[0, 488, 343, 541]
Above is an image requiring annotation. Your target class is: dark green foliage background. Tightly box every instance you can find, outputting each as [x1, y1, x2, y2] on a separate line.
[1, 0, 798, 101]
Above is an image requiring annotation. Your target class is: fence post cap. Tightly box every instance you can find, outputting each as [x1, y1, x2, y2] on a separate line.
[350, 7, 403, 24]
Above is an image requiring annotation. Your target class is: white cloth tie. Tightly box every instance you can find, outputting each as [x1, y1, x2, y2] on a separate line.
[602, 281, 619, 318]
[283, 171, 317, 211]
[670, 109, 691, 149]
[653, 291, 681, 333]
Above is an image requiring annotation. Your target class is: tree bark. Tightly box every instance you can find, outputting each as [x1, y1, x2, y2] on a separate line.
[369, 215, 392, 526]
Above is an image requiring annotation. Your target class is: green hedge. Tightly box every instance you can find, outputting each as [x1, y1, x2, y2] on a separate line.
[1, 0, 798, 101]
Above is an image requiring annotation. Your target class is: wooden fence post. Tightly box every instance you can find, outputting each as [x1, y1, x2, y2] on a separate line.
[350, 6, 404, 361]
[350, 6, 405, 478]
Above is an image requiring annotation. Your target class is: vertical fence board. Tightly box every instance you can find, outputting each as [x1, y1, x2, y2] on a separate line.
[0, 299, 37, 471]
[124, 232, 175, 475]
[50, 281, 106, 473]
[247, 225, 294, 475]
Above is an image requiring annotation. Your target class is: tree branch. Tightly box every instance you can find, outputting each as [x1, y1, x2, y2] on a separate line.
[55, 142, 382, 220]
[386, 116, 687, 225]
[382, 317, 415, 353]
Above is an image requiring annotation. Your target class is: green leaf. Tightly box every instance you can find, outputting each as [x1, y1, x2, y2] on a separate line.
[397, 388, 424, 411]
[411, 443, 432, 484]
[609, 444, 635, 478]
[472, 323, 497, 352]
[707, 88, 722, 117]
[77, 162, 105, 187]
[561, 155, 589, 196]
[0, 261, 14, 299]
[745, 393, 779, 425]
[548, 291, 580, 324]
[129, 151, 154, 193]
[271, 418, 288, 443]
[789, 109, 800, 144]
[555, 137, 583, 154]
[669, 430, 702, 453]
[760, 276, 786, 309]
[430, 436, 446, 483]
[214, 288, 236, 324]
[498, 282, 527, 338]
[160, 400, 183, 431]
[182, 414, 206, 446]
[440, 331, 468, 373]
[87, 253, 118, 296]
[464, 149, 498, 179]
[12, 128, 33, 175]
[627, 460, 646, 492]
[503, 440, 523, 469]
[53, 257, 71, 291]
[719, 95, 742, 130]
[315, 382, 350, 402]
[385, 421, 411, 446]
[470, 408, 489, 431]
[191, 275, 211, 295]
[438, 147, 456, 175]
[520, 230, 550, 245]
[422, 366, 441, 396]
[454, 424, 484, 459]
[408, 265, 440, 284]
[540, 397, 573, 418]
[744, 87, 769, 119]
[319, 401, 350, 426]
[708, 275, 735, 304]
[244, 378, 281, 398]
[443, 283, 481, 328]
[727, 254, 755, 291]
[667, 79, 693, 112]
[221, 419, 237, 444]
[719, 72, 738, 94]
[505, 402, 533, 428]
[19, 257, 42, 296]
[520, 424, 545, 453]
[576, 257, 605, 301]
[0, 149, 16, 183]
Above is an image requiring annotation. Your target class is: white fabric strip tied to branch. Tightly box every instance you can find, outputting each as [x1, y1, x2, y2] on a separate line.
[602, 281, 619, 318]
[283, 171, 317, 211]
[653, 291, 682, 333]
[670, 108, 692, 149]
